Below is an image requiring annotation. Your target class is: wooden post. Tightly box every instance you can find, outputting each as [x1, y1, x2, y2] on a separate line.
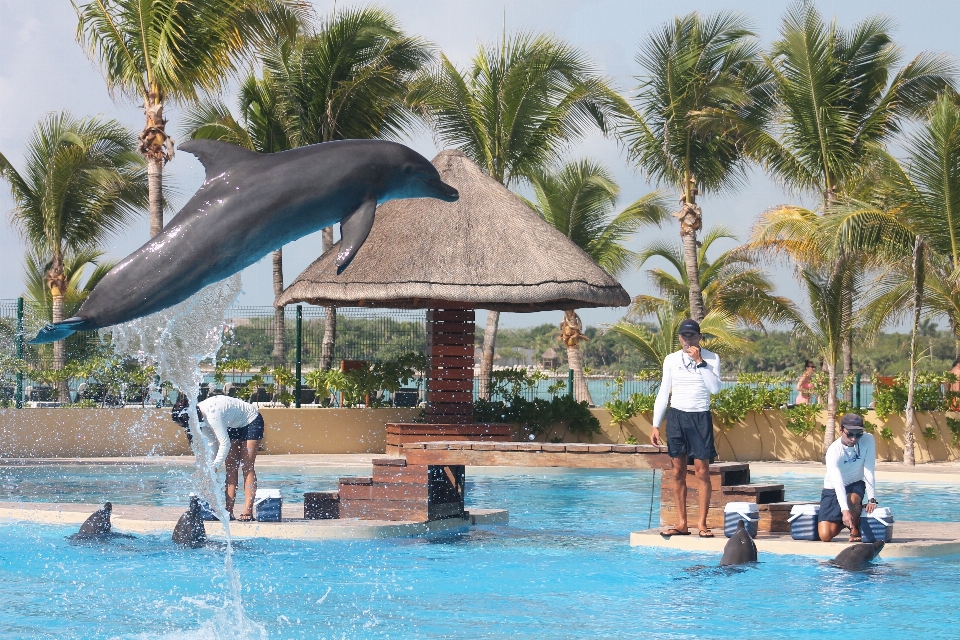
[425, 307, 475, 424]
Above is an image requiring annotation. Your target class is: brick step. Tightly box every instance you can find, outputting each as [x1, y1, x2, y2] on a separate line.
[303, 491, 340, 519]
[722, 483, 785, 505]
[758, 501, 817, 533]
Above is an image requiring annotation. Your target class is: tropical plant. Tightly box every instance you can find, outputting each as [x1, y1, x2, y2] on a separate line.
[75, 0, 309, 236]
[22, 248, 115, 324]
[759, 1, 955, 397]
[526, 159, 667, 403]
[631, 226, 800, 330]
[0, 112, 148, 401]
[620, 11, 773, 323]
[410, 32, 623, 398]
[261, 7, 431, 370]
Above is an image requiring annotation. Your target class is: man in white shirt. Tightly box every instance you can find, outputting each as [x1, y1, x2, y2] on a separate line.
[818, 413, 878, 542]
[173, 392, 265, 521]
[650, 319, 722, 538]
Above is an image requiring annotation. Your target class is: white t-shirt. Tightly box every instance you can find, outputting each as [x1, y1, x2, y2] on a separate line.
[652, 348, 721, 427]
[197, 396, 260, 468]
[824, 433, 876, 511]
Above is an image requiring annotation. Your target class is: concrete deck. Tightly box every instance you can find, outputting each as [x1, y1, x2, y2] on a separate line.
[630, 521, 960, 558]
[0, 501, 508, 540]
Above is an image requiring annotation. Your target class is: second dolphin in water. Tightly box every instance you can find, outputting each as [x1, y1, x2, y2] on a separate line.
[30, 139, 460, 344]
[172, 496, 207, 549]
[831, 541, 885, 570]
[719, 520, 758, 566]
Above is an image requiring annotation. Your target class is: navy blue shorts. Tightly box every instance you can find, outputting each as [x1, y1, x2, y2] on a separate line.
[818, 480, 866, 523]
[666, 408, 717, 460]
[227, 413, 264, 442]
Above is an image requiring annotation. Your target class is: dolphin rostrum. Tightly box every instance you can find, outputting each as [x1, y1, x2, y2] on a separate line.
[719, 520, 758, 566]
[30, 139, 459, 344]
[172, 495, 207, 548]
[831, 541, 885, 570]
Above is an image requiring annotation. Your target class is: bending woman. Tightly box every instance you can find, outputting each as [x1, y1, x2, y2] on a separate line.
[197, 393, 265, 521]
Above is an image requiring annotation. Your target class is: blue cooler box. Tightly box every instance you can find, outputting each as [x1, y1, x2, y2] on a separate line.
[188, 493, 219, 521]
[724, 502, 759, 538]
[788, 504, 820, 540]
[861, 506, 893, 543]
[254, 488, 282, 522]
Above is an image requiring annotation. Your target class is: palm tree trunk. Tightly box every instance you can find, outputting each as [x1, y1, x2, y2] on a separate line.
[147, 158, 163, 237]
[51, 293, 70, 403]
[842, 329, 853, 404]
[320, 227, 338, 370]
[823, 361, 838, 456]
[478, 310, 499, 400]
[272, 249, 286, 368]
[681, 231, 706, 322]
[566, 343, 593, 405]
[904, 237, 924, 466]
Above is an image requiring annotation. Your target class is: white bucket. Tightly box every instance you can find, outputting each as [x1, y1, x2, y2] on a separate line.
[787, 503, 820, 540]
[254, 488, 282, 522]
[861, 506, 893, 543]
[724, 502, 759, 538]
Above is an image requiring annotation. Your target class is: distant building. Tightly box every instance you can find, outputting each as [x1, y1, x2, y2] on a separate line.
[541, 347, 561, 369]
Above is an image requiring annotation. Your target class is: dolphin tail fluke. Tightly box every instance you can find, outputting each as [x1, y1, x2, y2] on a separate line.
[29, 317, 89, 344]
[336, 197, 378, 274]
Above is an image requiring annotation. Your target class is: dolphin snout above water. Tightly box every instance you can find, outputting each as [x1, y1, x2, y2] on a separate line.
[831, 541, 884, 570]
[719, 520, 758, 566]
[29, 139, 460, 344]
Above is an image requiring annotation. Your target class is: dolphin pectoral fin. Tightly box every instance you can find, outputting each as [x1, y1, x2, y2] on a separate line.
[336, 197, 378, 274]
[179, 139, 257, 180]
[29, 317, 88, 344]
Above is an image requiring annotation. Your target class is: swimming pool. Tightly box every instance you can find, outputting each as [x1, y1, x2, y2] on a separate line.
[0, 466, 957, 639]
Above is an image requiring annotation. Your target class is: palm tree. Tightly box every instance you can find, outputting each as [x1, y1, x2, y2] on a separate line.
[0, 112, 148, 401]
[631, 226, 800, 330]
[23, 248, 116, 324]
[75, 0, 309, 237]
[620, 11, 774, 323]
[410, 32, 624, 397]
[761, 2, 955, 397]
[610, 305, 751, 369]
[262, 7, 432, 370]
[183, 73, 292, 367]
[525, 159, 667, 403]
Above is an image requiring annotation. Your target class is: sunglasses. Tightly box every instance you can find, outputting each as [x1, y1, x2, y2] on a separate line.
[843, 430, 864, 440]
[679, 332, 699, 338]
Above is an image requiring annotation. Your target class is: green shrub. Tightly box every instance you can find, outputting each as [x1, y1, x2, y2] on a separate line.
[782, 403, 820, 436]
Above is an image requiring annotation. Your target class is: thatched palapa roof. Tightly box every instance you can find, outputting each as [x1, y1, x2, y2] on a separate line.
[277, 150, 630, 312]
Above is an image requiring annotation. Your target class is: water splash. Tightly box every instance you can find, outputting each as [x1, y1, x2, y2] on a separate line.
[110, 273, 263, 637]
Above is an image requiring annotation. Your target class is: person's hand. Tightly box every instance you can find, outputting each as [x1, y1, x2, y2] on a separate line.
[865, 501, 877, 514]
[841, 510, 854, 529]
[685, 345, 703, 363]
[651, 427, 662, 446]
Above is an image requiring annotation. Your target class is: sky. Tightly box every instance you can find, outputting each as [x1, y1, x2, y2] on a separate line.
[1, 0, 957, 330]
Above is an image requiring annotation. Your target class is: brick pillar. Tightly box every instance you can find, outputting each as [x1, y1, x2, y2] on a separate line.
[426, 307, 475, 424]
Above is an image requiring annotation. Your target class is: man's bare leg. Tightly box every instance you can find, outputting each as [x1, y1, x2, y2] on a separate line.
[223, 440, 243, 516]
[238, 440, 260, 518]
[694, 458, 711, 533]
[848, 493, 863, 541]
[670, 456, 689, 532]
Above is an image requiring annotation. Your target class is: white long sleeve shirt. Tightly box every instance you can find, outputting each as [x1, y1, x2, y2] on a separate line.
[197, 395, 259, 468]
[652, 348, 722, 427]
[824, 433, 876, 511]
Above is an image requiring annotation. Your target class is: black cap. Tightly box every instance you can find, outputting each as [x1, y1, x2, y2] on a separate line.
[840, 413, 865, 431]
[678, 319, 701, 334]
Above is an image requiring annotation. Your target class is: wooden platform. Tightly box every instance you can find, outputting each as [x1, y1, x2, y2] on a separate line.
[0, 501, 508, 540]
[401, 441, 672, 468]
[630, 521, 960, 558]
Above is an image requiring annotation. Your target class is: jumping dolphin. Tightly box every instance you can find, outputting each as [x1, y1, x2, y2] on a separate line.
[719, 520, 758, 566]
[172, 496, 207, 548]
[831, 541, 885, 570]
[29, 139, 460, 344]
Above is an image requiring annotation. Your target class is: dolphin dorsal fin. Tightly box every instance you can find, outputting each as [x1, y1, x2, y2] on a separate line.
[179, 139, 257, 179]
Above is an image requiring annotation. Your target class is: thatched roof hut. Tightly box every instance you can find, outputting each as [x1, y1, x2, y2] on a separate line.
[277, 150, 630, 312]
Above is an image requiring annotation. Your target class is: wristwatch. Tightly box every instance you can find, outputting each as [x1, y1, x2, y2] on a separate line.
[696, 361, 708, 368]
[868, 498, 878, 504]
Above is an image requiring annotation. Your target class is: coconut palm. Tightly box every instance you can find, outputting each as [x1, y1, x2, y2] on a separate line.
[262, 7, 432, 370]
[22, 248, 116, 323]
[760, 2, 955, 396]
[610, 305, 752, 370]
[75, 0, 309, 237]
[620, 11, 774, 324]
[410, 32, 624, 397]
[631, 226, 800, 331]
[0, 112, 148, 400]
[525, 159, 667, 403]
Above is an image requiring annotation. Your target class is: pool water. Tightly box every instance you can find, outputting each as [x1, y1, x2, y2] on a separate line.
[0, 466, 958, 639]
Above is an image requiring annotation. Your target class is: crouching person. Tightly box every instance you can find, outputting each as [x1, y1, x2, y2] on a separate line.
[818, 414, 878, 542]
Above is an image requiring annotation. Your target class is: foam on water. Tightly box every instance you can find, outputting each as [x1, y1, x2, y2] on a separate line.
[109, 273, 263, 637]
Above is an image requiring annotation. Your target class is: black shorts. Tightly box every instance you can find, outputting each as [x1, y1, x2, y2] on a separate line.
[227, 413, 264, 442]
[666, 408, 717, 460]
[818, 480, 866, 523]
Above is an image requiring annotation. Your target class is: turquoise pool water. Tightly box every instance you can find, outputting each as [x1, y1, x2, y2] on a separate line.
[0, 466, 957, 639]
